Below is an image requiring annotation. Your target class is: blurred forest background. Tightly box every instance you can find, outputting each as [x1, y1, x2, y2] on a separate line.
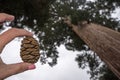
[0, 0, 120, 80]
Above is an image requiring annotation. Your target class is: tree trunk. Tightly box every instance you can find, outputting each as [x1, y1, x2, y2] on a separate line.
[65, 21, 120, 79]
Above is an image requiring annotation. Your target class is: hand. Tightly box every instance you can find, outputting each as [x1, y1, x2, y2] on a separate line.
[0, 13, 36, 79]
[0, 13, 14, 25]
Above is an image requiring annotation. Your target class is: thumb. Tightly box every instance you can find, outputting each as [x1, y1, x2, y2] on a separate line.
[0, 62, 35, 79]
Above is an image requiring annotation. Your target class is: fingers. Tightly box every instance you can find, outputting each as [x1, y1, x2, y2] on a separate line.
[0, 62, 35, 79]
[0, 28, 33, 41]
[8, 63, 36, 74]
[0, 13, 14, 24]
[0, 28, 33, 53]
[3, 28, 33, 37]
[13, 28, 33, 37]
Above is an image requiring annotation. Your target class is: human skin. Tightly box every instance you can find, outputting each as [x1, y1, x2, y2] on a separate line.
[0, 13, 36, 79]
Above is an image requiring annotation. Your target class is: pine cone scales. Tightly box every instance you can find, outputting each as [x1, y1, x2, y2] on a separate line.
[20, 36, 40, 63]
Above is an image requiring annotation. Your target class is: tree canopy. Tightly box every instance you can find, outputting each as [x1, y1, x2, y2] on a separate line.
[0, 0, 120, 79]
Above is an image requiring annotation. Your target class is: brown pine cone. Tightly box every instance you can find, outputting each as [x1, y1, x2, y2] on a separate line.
[20, 36, 40, 63]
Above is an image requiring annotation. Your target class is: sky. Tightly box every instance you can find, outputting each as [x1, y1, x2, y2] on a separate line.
[0, 2, 120, 80]
[1, 39, 90, 80]
[112, 7, 120, 20]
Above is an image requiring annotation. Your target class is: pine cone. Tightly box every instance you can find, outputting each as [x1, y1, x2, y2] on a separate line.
[20, 36, 40, 63]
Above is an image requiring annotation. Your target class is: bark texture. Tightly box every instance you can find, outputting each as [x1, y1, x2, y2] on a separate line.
[67, 22, 120, 78]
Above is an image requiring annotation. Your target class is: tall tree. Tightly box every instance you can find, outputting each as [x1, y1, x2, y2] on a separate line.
[64, 17, 120, 79]
[0, 0, 120, 79]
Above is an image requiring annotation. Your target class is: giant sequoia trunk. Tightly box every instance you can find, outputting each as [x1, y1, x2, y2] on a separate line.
[65, 20, 120, 78]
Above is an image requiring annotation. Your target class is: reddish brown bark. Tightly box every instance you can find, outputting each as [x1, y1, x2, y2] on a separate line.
[65, 19, 120, 78]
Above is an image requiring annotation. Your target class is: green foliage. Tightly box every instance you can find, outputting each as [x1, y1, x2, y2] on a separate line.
[0, 0, 120, 79]
[75, 50, 119, 80]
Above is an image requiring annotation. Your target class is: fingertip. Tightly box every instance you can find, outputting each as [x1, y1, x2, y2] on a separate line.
[2, 62, 36, 78]
[29, 32, 34, 37]
[7, 15, 15, 21]
[21, 29, 33, 37]
[28, 64, 36, 70]
[13, 62, 36, 72]
[20, 62, 36, 70]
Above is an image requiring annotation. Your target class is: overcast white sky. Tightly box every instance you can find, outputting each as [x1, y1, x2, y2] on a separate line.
[1, 39, 90, 80]
[0, 2, 120, 80]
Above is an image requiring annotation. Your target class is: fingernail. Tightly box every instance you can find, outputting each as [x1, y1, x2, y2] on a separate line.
[8, 15, 15, 21]
[28, 64, 36, 70]
[30, 32, 33, 36]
